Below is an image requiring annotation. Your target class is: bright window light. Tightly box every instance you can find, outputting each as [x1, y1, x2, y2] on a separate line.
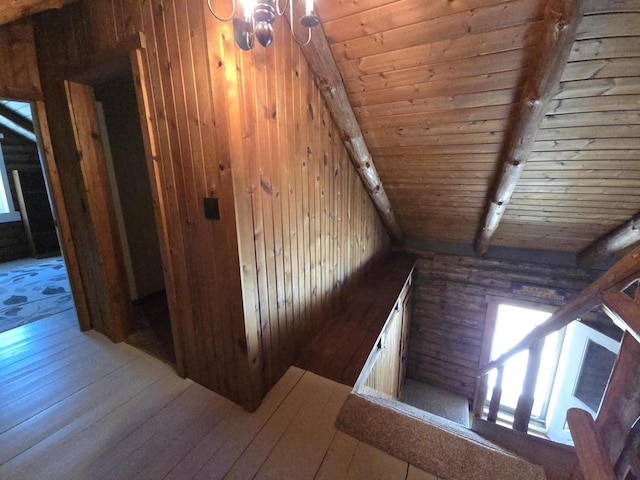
[487, 304, 559, 418]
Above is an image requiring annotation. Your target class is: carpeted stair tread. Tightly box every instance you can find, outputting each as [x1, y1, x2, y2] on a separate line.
[400, 378, 470, 427]
[337, 392, 546, 480]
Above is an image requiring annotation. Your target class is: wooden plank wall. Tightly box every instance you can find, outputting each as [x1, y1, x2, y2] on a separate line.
[32, 0, 389, 409]
[212, 12, 391, 393]
[406, 249, 600, 400]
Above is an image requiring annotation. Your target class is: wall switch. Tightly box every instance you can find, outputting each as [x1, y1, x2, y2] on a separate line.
[203, 197, 220, 220]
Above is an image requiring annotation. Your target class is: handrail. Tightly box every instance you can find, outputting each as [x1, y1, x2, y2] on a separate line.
[478, 245, 640, 376]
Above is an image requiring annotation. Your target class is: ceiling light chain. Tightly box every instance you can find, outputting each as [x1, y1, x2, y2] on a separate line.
[207, 0, 320, 51]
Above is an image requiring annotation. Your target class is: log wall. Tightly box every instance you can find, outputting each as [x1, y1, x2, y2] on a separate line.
[407, 249, 600, 400]
[32, 0, 388, 409]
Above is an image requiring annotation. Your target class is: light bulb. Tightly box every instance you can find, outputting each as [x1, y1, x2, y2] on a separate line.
[305, 0, 313, 15]
[241, 0, 256, 20]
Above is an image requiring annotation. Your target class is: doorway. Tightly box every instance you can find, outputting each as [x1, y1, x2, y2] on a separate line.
[84, 73, 175, 365]
[0, 99, 74, 335]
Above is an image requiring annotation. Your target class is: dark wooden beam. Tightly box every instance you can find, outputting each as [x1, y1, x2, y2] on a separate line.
[290, 11, 403, 243]
[479, 244, 640, 375]
[474, 0, 585, 255]
[602, 290, 640, 345]
[0, 0, 78, 26]
[578, 212, 640, 268]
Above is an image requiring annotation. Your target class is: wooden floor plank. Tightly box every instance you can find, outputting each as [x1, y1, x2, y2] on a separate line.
[315, 431, 360, 480]
[0, 334, 99, 402]
[104, 384, 230, 479]
[224, 371, 335, 479]
[70, 375, 194, 479]
[18, 373, 191, 480]
[255, 376, 351, 480]
[346, 441, 409, 480]
[0, 350, 168, 474]
[0, 315, 425, 480]
[135, 392, 230, 480]
[0, 326, 86, 373]
[0, 311, 79, 359]
[0, 341, 141, 435]
[187, 366, 305, 480]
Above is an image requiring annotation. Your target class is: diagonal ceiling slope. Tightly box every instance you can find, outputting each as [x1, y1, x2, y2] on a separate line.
[494, 2, 640, 253]
[314, 0, 640, 256]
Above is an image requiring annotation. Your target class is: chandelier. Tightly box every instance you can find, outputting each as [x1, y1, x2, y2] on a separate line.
[207, 0, 320, 50]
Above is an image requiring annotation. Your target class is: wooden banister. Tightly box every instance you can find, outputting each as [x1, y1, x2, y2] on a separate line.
[603, 290, 640, 345]
[480, 245, 640, 376]
[567, 408, 616, 480]
[513, 339, 544, 433]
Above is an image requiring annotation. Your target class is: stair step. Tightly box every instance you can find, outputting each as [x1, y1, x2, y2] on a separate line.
[337, 392, 546, 480]
[400, 379, 470, 427]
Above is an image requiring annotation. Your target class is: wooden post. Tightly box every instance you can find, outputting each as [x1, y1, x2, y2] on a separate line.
[474, 0, 586, 255]
[567, 408, 616, 480]
[487, 365, 504, 423]
[513, 339, 544, 433]
[578, 212, 640, 268]
[473, 373, 489, 418]
[593, 332, 640, 469]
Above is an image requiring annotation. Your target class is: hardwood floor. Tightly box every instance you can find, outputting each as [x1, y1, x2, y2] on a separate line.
[0, 312, 438, 479]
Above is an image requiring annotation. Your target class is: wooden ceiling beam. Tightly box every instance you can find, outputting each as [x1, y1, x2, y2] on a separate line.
[474, 0, 586, 256]
[290, 10, 403, 243]
[0, 0, 78, 25]
[578, 212, 640, 268]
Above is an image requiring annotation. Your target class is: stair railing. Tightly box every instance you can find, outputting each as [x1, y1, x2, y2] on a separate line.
[473, 245, 640, 434]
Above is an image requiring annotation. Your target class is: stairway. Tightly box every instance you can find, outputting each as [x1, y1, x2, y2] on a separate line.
[337, 391, 546, 480]
[400, 378, 470, 427]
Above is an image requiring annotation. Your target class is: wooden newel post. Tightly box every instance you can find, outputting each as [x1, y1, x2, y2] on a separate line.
[488, 365, 504, 423]
[473, 373, 489, 418]
[513, 339, 544, 432]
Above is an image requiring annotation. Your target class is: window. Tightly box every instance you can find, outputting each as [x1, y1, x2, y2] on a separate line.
[0, 98, 35, 224]
[0, 139, 20, 223]
[485, 303, 561, 421]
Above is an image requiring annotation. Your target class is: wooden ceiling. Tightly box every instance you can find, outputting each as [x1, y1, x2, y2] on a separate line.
[314, 0, 640, 255]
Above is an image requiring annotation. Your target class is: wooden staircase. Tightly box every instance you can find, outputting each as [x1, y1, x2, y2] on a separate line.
[473, 246, 640, 480]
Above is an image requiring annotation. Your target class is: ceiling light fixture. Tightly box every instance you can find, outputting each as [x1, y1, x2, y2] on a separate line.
[207, 0, 320, 51]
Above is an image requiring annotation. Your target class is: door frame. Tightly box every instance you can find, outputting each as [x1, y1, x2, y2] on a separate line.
[59, 33, 185, 374]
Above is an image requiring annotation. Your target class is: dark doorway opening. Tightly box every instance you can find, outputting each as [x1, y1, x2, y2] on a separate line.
[93, 75, 175, 364]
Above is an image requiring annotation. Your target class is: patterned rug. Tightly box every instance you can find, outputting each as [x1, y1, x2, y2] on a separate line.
[0, 256, 74, 334]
